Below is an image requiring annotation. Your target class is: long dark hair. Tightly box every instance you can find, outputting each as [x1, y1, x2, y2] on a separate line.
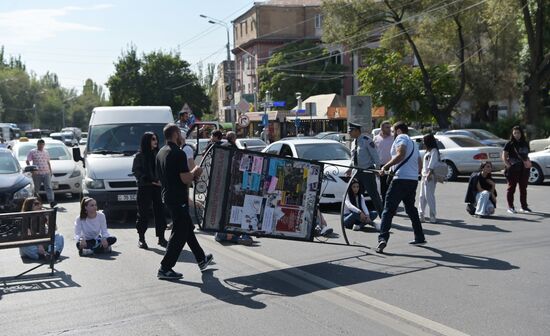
[423, 133, 440, 158]
[347, 179, 362, 208]
[139, 132, 158, 154]
[21, 197, 41, 212]
[79, 197, 95, 219]
[510, 125, 526, 143]
[479, 161, 493, 179]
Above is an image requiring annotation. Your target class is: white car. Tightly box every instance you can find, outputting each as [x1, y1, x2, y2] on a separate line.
[411, 135, 505, 181]
[235, 138, 267, 152]
[11, 138, 83, 197]
[530, 136, 550, 152]
[528, 148, 550, 184]
[373, 127, 421, 137]
[262, 138, 351, 204]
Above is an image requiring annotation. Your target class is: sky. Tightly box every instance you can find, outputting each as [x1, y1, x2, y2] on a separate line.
[0, 0, 255, 94]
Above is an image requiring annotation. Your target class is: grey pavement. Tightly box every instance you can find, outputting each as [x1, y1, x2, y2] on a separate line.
[1, 176, 549, 335]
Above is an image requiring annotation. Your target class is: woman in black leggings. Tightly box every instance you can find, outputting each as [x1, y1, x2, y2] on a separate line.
[132, 132, 167, 249]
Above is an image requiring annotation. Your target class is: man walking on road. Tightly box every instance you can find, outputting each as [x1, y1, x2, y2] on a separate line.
[374, 120, 394, 204]
[345, 122, 383, 216]
[26, 139, 56, 208]
[377, 122, 425, 253]
[156, 124, 213, 280]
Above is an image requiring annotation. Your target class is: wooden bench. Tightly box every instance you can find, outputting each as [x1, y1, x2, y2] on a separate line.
[0, 208, 57, 279]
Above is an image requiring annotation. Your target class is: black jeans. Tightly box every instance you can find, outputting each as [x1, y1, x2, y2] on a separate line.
[161, 202, 206, 270]
[136, 185, 166, 238]
[379, 174, 390, 205]
[354, 170, 383, 215]
[76, 237, 117, 253]
[378, 179, 425, 243]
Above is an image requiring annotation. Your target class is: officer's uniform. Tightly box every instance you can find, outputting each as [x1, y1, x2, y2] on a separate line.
[349, 122, 383, 215]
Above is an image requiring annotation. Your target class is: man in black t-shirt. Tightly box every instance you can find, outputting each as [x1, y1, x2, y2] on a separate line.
[156, 123, 213, 280]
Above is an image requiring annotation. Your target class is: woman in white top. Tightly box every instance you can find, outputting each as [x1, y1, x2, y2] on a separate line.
[74, 197, 117, 256]
[343, 179, 378, 231]
[418, 134, 439, 223]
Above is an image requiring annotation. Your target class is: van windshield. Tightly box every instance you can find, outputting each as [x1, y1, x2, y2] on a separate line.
[88, 124, 166, 155]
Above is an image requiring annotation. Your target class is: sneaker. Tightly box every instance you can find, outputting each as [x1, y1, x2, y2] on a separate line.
[198, 254, 214, 272]
[320, 226, 333, 236]
[520, 207, 532, 213]
[313, 226, 322, 237]
[419, 214, 425, 222]
[507, 208, 517, 214]
[157, 268, 183, 280]
[429, 217, 437, 224]
[409, 239, 427, 245]
[80, 248, 93, 256]
[376, 240, 387, 253]
[352, 224, 363, 231]
[238, 235, 254, 246]
[138, 240, 148, 249]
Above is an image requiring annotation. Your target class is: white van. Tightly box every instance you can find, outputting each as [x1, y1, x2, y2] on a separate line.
[73, 106, 173, 213]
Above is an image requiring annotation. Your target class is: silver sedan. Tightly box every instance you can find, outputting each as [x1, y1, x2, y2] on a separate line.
[528, 148, 550, 184]
[412, 135, 504, 181]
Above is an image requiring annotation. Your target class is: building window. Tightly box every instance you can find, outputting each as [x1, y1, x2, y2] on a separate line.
[330, 51, 342, 65]
[315, 14, 323, 29]
[251, 19, 255, 31]
[245, 20, 248, 34]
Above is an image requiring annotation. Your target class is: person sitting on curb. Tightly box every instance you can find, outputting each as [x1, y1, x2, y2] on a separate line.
[19, 197, 64, 261]
[343, 179, 379, 231]
[74, 197, 117, 256]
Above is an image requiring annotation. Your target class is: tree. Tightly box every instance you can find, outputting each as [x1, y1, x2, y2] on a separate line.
[257, 41, 346, 107]
[323, 0, 470, 128]
[519, 0, 549, 124]
[107, 47, 210, 118]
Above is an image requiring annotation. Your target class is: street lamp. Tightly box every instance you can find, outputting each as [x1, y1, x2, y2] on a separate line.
[200, 14, 235, 131]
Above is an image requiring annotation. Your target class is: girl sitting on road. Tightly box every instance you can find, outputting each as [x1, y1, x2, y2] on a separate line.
[465, 161, 497, 217]
[19, 197, 64, 260]
[74, 197, 117, 256]
[343, 179, 378, 231]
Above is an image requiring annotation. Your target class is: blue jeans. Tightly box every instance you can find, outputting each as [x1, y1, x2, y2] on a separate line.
[378, 179, 425, 243]
[344, 211, 378, 229]
[32, 173, 54, 203]
[19, 234, 64, 260]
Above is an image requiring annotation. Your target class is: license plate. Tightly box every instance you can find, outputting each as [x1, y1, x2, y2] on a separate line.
[52, 181, 59, 190]
[117, 194, 136, 201]
[489, 153, 500, 158]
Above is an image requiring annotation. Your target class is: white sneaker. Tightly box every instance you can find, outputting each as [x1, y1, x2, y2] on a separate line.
[507, 208, 517, 214]
[352, 224, 362, 231]
[320, 226, 333, 236]
[80, 249, 93, 256]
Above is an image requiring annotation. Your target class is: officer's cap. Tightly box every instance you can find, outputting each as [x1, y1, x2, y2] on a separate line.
[347, 122, 361, 132]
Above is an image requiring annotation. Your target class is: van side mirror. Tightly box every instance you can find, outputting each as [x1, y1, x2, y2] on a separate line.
[72, 147, 84, 167]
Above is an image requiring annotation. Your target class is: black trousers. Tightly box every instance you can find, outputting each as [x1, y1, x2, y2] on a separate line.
[161, 202, 206, 270]
[379, 174, 390, 205]
[136, 185, 166, 238]
[354, 170, 383, 215]
[76, 237, 117, 252]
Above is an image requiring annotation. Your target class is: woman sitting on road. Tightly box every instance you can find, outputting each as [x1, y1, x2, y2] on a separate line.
[19, 197, 64, 260]
[343, 179, 378, 231]
[465, 161, 497, 217]
[74, 197, 117, 256]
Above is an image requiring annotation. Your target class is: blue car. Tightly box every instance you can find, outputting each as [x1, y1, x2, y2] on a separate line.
[0, 149, 35, 212]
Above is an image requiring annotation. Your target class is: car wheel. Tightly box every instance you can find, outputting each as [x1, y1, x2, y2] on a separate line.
[528, 163, 544, 185]
[444, 160, 458, 181]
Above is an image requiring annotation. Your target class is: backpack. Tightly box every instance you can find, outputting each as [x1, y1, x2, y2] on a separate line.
[433, 161, 448, 183]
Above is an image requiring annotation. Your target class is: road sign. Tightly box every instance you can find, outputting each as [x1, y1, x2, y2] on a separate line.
[238, 115, 250, 127]
[272, 101, 285, 107]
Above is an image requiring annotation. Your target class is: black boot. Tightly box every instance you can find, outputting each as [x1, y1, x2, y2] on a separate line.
[138, 234, 148, 249]
[158, 237, 168, 248]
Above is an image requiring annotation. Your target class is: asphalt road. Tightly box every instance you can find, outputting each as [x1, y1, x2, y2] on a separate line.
[1, 176, 549, 336]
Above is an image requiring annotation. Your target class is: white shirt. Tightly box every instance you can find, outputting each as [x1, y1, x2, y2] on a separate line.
[391, 134, 419, 180]
[422, 149, 440, 176]
[374, 134, 393, 165]
[344, 194, 370, 215]
[74, 212, 110, 241]
[182, 144, 193, 159]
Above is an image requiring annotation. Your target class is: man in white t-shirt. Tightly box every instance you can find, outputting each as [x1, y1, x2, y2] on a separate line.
[376, 122, 425, 253]
[373, 120, 394, 203]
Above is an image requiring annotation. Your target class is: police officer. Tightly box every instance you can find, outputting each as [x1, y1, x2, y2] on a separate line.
[345, 122, 383, 216]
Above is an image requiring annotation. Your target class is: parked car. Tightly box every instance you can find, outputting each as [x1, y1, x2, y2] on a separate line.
[262, 139, 351, 204]
[529, 136, 550, 152]
[528, 148, 550, 184]
[234, 138, 267, 152]
[443, 129, 507, 147]
[186, 138, 227, 164]
[411, 135, 504, 181]
[0, 148, 35, 212]
[372, 127, 421, 137]
[11, 138, 83, 197]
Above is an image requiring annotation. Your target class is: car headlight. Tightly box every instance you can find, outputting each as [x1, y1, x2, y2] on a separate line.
[14, 183, 34, 200]
[84, 177, 105, 189]
[69, 168, 81, 178]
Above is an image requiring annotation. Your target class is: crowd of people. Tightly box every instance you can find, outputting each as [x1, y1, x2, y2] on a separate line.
[16, 120, 533, 271]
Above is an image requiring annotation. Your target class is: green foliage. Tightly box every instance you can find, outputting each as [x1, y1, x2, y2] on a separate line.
[107, 47, 210, 119]
[357, 49, 458, 123]
[258, 41, 346, 107]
